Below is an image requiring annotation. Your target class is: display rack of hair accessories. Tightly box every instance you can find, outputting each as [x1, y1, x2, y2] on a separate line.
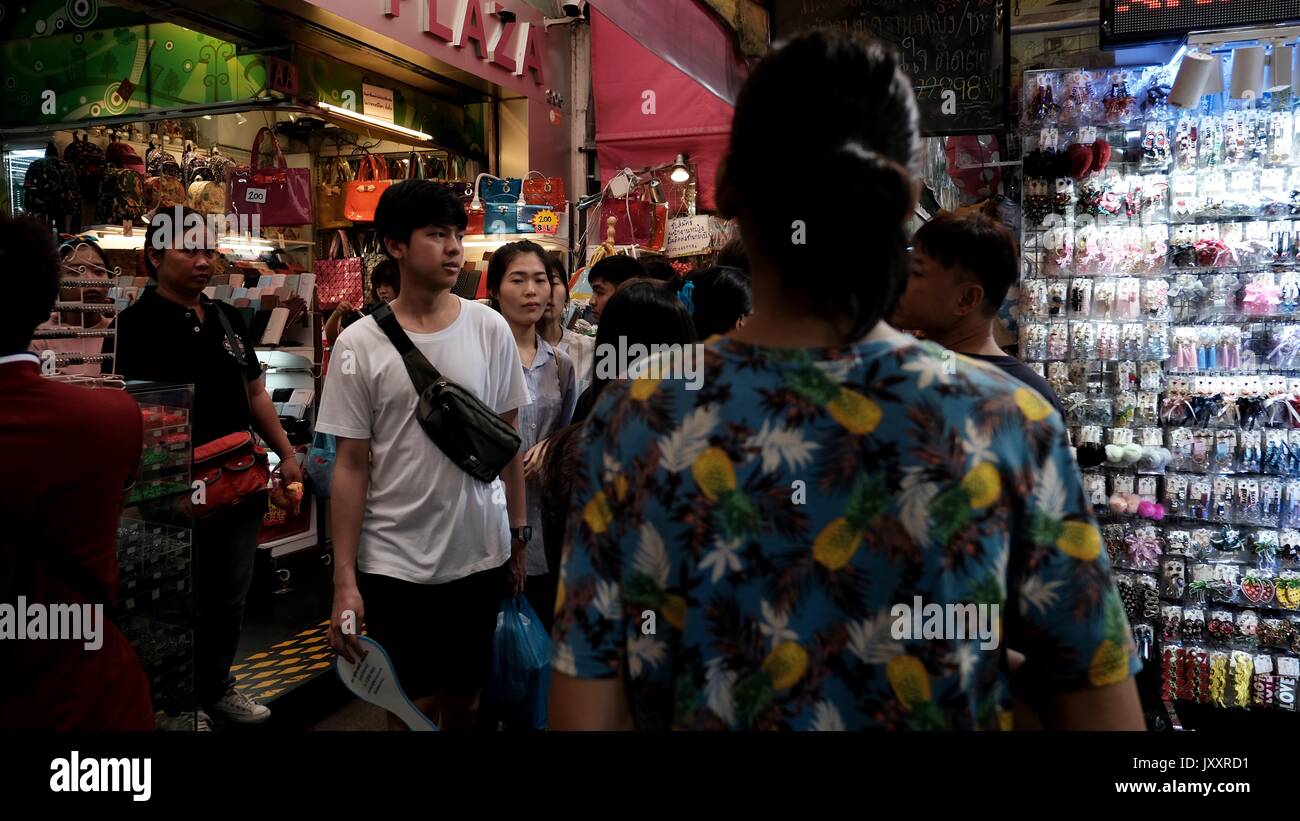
[32, 241, 122, 377]
[1020, 67, 1300, 716]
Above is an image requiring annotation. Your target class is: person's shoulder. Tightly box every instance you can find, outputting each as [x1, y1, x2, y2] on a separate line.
[460, 297, 508, 331]
[551, 341, 575, 370]
[333, 312, 382, 349]
[42, 380, 141, 433]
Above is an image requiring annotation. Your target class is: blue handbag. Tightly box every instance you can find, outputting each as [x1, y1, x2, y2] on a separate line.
[485, 202, 521, 234]
[479, 176, 522, 205]
[516, 204, 548, 234]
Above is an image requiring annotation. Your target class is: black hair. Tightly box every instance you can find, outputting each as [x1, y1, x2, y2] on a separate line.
[717, 29, 919, 342]
[368, 257, 401, 303]
[715, 237, 749, 273]
[546, 252, 570, 302]
[1, 215, 61, 354]
[591, 279, 698, 401]
[680, 265, 752, 339]
[143, 206, 209, 280]
[485, 239, 549, 311]
[374, 180, 468, 257]
[912, 213, 1018, 314]
[636, 253, 676, 283]
[586, 254, 643, 288]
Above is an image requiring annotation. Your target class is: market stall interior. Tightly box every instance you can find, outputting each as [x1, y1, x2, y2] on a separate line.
[2, 12, 576, 721]
[1017, 30, 1300, 729]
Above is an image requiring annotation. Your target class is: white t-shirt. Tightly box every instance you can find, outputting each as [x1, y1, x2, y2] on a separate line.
[316, 298, 530, 585]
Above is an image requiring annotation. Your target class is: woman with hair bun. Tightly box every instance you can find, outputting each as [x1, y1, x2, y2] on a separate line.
[550, 29, 1143, 732]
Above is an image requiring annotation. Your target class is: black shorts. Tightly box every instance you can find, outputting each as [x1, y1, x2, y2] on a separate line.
[357, 564, 507, 700]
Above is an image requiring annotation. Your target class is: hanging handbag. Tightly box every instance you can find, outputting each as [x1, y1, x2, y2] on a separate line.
[186, 178, 226, 215]
[344, 155, 393, 222]
[144, 175, 187, 210]
[359, 233, 390, 298]
[522, 172, 566, 208]
[316, 156, 354, 230]
[314, 230, 364, 310]
[595, 185, 665, 250]
[371, 303, 521, 482]
[228, 127, 313, 226]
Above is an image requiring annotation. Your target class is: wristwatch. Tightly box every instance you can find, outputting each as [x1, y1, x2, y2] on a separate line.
[510, 526, 532, 544]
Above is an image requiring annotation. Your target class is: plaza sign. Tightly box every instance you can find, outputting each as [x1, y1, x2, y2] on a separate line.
[380, 0, 547, 86]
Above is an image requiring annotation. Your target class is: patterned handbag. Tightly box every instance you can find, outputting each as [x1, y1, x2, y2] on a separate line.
[316, 156, 353, 230]
[186, 179, 227, 215]
[314, 230, 364, 310]
[145, 175, 186, 210]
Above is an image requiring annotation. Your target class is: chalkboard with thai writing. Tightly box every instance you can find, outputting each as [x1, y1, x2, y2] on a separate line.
[771, 0, 1010, 136]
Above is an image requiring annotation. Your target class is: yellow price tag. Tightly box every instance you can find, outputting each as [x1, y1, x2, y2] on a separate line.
[533, 209, 560, 235]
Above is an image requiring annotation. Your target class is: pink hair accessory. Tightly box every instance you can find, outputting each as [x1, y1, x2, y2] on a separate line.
[1125, 531, 1163, 565]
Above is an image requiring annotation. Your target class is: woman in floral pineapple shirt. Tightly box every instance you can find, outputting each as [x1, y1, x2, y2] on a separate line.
[548, 30, 1144, 731]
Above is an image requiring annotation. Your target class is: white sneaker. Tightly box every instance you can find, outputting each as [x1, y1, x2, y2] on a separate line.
[208, 686, 271, 724]
[156, 710, 213, 731]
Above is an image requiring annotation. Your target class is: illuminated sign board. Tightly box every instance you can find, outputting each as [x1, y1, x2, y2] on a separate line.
[1103, 0, 1300, 47]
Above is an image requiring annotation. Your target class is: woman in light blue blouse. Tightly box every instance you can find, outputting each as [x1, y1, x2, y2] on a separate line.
[488, 240, 577, 630]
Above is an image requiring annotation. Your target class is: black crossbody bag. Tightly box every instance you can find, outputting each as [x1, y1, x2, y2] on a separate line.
[371, 303, 521, 482]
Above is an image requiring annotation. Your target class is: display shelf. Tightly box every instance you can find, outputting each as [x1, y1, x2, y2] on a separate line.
[1021, 66, 1300, 718]
[261, 530, 318, 558]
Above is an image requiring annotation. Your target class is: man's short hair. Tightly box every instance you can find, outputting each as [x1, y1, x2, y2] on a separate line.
[912, 213, 1018, 314]
[0, 215, 61, 354]
[374, 180, 469, 256]
[587, 254, 643, 287]
[636, 253, 676, 283]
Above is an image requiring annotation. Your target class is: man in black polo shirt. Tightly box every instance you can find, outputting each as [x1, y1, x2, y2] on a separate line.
[114, 208, 303, 730]
[891, 212, 1065, 418]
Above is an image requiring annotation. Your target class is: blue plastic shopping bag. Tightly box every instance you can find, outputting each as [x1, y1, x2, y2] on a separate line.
[486, 596, 552, 730]
[305, 431, 336, 498]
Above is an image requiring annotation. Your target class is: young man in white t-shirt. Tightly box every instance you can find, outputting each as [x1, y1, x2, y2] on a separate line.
[319, 180, 531, 731]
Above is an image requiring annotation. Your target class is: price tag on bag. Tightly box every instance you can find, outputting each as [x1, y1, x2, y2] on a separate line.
[245, 188, 268, 204]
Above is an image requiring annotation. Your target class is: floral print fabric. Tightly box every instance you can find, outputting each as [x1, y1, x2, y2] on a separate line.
[554, 332, 1141, 730]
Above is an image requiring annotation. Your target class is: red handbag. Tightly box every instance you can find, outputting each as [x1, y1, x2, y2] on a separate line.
[600, 194, 667, 250]
[190, 431, 271, 519]
[228, 128, 313, 226]
[344, 155, 392, 222]
[523, 172, 566, 208]
[315, 230, 365, 310]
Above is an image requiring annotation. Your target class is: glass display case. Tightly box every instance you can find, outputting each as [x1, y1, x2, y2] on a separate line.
[121, 381, 195, 719]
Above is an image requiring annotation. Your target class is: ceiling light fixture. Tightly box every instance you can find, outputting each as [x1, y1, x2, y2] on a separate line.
[316, 101, 433, 142]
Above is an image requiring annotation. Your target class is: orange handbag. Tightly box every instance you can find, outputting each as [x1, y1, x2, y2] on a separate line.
[523, 172, 566, 208]
[343, 155, 392, 222]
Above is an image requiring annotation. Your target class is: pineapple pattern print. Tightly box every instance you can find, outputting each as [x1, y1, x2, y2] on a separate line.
[555, 333, 1140, 730]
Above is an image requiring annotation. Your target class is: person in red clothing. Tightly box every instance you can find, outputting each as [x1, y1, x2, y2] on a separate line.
[0, 215, 153, 730]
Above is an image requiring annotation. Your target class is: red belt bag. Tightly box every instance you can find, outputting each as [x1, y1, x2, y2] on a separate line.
[190, 431, 271, 519]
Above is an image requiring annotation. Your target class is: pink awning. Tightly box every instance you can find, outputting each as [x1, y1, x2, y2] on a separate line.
[590, 5, 743, 211]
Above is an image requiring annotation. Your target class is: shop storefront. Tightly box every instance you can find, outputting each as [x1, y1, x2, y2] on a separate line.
[1, 0, 577, 717]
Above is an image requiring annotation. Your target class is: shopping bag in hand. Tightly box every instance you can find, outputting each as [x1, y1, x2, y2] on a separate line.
[486, 596, 552, 729]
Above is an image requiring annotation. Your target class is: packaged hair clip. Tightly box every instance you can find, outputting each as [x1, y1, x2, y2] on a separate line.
[1102, 71, 1137, 125]
[1027, 72, 1062, 124]
[1059, 70, 1099, 125]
